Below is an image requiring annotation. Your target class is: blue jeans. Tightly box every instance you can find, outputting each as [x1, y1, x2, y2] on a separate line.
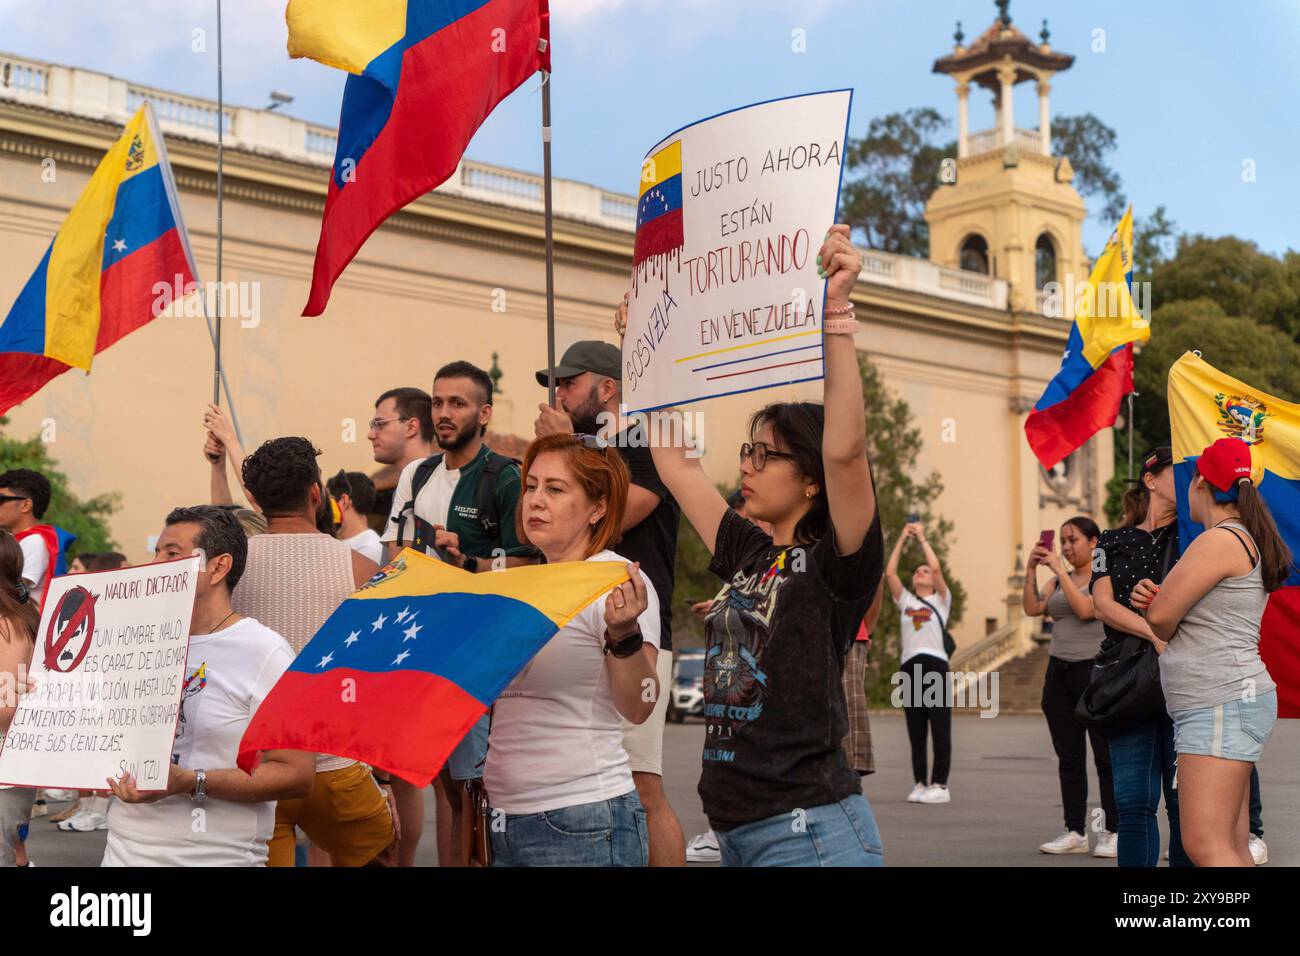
[489, 792, 647, 867]
[715, 794, 884, 867]
[447, 714, 490, 780]
[1109, 714, 1192, 867]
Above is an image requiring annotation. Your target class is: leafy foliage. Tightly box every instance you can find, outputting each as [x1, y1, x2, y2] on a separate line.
[0, 418, 119, 556]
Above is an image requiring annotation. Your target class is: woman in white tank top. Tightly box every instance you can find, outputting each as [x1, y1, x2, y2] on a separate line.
[1133, 438, 1290, 867]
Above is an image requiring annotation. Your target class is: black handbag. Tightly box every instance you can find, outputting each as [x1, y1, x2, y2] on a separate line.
[915, 594, 957, 657]
[1075, 527, 1177, 737]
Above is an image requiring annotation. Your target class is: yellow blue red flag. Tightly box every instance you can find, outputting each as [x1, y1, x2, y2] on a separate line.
[237, 549, 629, 785]
[1169, 351, 1300, 717]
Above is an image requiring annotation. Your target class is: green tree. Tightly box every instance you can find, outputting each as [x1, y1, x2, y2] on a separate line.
[0, 419, 119, 556]
[1150, 236, 1300, 339]
[841, 109, 1127, 254]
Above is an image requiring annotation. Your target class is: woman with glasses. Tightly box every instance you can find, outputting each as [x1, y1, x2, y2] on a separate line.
[646, 224, 885, 866]
[484, 432, 661, 866]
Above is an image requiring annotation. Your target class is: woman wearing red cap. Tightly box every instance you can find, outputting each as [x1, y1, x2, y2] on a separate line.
[1130, 438, 1289, 866]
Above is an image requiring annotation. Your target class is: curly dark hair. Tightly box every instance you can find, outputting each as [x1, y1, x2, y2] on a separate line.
[241, 437, 322, 517]
[165, 506, 248, 591]
[0, 468, 52, 519]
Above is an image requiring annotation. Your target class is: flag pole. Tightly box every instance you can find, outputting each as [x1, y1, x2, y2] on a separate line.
[213, 0, 225, 409]
[1127, 391, 1135, 480]
[540, 66, 557, 407]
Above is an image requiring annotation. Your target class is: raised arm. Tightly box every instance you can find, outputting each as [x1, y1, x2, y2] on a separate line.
[819, 225, 876, 556]
[204, 403, 255, 510]
[885, 526, 909, 601]
[1022, 546, 1052, 617]
[916, 528, 947, 600]
[648, 414, 728, 556]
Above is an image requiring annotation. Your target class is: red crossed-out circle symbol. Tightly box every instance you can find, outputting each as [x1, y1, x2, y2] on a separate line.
[43, 586, 97, 674]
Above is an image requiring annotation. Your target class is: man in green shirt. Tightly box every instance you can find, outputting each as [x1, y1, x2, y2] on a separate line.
[381, 360, 536, 865]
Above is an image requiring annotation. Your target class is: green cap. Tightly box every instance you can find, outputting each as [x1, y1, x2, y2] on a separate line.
[535, 340, 621, 387]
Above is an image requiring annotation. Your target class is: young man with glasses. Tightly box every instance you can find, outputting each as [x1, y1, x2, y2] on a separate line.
[382, 361, 537, 866]
[534, 339, 687, 867]
[369, 387, 435, 472]
[0, 468, 73, 608]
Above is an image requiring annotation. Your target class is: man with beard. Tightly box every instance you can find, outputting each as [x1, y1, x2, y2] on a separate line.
[382, 360, 535, 866]
[534, 339, 686, 867]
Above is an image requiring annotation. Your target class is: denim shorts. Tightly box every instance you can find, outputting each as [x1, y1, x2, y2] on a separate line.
[447, 714, 490, 781]
[1171, 690, 1277, 763]
[715, 793, 884, 867]
[489, 791, 648, 867]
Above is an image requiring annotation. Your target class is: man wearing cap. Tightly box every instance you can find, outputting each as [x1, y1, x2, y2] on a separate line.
[535, 340, 687, 866]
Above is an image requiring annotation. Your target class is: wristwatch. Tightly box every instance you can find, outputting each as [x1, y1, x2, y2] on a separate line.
[461, 554, 479, 573]
[603, 629, 644, 658]
[191, 769, 208, 804]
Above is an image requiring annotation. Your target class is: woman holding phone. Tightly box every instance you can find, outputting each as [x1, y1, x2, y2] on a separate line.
[647, 224, 885, 866]
[1023, 517, 1116, 857]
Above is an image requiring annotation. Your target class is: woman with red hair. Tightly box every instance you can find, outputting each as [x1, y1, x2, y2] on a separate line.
[483, 433, 661, 867]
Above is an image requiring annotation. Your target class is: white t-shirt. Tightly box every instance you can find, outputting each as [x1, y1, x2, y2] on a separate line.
[102, 617, 294, 867]
[484, 550, 660, 815]
[898, 587, 952, 664]
[18, 534, 48, 605]
[381, 457, 458, 557]
[343, 528, 384, 566]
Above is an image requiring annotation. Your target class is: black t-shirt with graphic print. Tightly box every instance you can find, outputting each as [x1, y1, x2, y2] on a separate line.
[698, 507, 884, 831]
[1090, 521, 1180, 648]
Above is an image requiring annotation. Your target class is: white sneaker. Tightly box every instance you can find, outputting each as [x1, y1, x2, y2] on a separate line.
[41, 789, 78, 801]
[906, 783, 928, 803]
[1093, 831, 1118, 858]
[918, 784, 951, 804]
[685, 829, 720, 863]
[59, 809, 108, 832]
[1039, 830, 1090, 854]
[1249, 834, 1268, 866]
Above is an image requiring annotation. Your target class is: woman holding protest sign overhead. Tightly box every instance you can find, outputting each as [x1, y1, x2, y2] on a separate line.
[0, 529, 40, 867]
[647, 224, 886, 866]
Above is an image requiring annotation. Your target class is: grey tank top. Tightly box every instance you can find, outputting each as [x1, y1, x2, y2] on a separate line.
[1045, 580, 1105, 662]
[232, 533, 359, 772]
[1159, 522, 1275, 713]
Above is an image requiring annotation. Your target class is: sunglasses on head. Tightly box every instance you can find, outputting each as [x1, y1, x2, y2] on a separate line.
[739, 441, 795, 472]
[573, 433, 611, 453]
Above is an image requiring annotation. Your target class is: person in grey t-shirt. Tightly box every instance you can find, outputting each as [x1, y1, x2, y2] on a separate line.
[1134, 437, 1288, 867]
[1023, 516, 1115, 858]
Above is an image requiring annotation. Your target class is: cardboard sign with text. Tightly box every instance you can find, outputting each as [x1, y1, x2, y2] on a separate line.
[0, 555, 200, 792]
[623, 89, 852, 413]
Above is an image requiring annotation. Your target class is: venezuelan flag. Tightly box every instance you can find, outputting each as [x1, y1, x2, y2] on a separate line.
[0, 104, 195, 415]
[633, 140, 684, 270]
[287, 0, 551, 316]
[236, 549, 629, 785]
[1169, 351, 1300, 718]
[1024, 207, 1148, 469]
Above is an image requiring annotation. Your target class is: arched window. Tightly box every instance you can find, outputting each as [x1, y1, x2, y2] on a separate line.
[959, 234, 989, 274]
[1035, 233, 1057, 290]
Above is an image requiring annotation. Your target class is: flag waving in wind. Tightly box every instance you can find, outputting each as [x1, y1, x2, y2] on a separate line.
[287, 0, 551, 316]
[1025, 207, 1148, 469]
[1169, 352, 1300, 718]
[237, 549, 629, 786]
[0, 104, 196, 415]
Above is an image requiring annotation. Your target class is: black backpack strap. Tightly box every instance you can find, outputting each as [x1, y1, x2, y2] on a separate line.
[392, 454, 442, 550]
[475, 452, 518, 539]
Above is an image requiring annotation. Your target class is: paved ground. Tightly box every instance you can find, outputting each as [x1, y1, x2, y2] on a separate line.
[25, 712, 1298, 866]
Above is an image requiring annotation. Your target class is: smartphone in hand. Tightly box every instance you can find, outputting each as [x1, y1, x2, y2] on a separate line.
[1038, 529, 1055, 552]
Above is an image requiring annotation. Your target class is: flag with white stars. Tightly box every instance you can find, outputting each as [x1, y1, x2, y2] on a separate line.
[237, 549, 631, 786]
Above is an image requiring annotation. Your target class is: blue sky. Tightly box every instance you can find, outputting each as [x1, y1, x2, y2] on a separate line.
[2, 0, 1296, 257]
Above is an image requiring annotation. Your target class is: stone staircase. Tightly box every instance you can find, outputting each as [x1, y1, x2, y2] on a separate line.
[955, 641, 1051, 715]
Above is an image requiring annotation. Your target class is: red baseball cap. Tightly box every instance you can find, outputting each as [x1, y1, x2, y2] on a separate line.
[1197, 437, 1253, 491]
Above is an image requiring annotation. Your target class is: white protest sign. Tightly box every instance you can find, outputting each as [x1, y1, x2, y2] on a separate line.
[623, 89, 852, 413]
[0, 555, 200, 792]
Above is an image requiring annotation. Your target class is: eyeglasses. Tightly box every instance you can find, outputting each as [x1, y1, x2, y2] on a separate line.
[739, 442, 795, 472]
[574, 433, 611, 451]
[367, 416, 411, 431]
[0, 494, 28, 505]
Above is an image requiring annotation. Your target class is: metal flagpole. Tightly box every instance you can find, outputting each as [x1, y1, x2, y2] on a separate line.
[540, 66, 557, 407]
[1127, 391, 1135, 480]
[213, 0, 225, 408]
